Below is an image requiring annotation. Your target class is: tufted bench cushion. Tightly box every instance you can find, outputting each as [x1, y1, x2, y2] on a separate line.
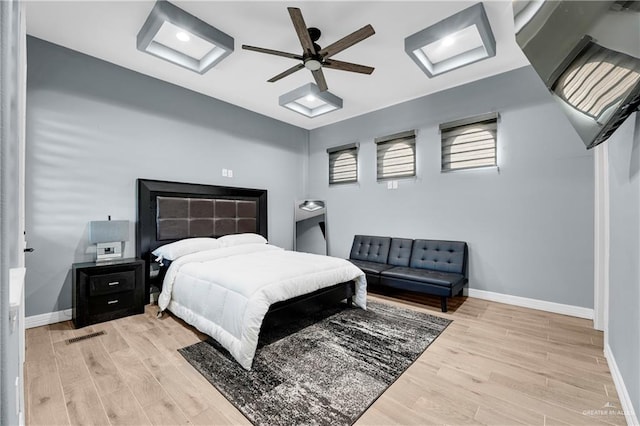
[348, 260, 393, 285]
[380, 267, 465, 288]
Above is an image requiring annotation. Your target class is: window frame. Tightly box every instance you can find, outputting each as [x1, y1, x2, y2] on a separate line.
[440, 112, 499, 173]
[375, 130, 417, 181]
[327, 142, 359, 185]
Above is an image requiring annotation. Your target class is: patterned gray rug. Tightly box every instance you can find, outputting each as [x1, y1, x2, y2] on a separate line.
[179, 300, 451, 426]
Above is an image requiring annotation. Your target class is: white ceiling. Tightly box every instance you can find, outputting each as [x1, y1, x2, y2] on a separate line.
[25, 1, 530, 130]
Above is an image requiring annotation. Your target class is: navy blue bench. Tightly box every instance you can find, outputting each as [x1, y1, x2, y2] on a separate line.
[348, 235, 468, 312]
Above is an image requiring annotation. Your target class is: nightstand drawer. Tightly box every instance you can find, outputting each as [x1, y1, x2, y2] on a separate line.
[89, 271, 135, 296]
[89, 291, 135, 315]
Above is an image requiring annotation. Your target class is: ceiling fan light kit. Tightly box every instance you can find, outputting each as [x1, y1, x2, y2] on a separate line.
[137, 0, 234, 74]
[404, 2, 496, 78]
[279, 83, 343, 118]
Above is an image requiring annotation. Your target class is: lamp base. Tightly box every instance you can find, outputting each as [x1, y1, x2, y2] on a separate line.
[96, 242, 122, 262]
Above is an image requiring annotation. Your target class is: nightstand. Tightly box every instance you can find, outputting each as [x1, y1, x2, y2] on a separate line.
[72, 258, 145, 328]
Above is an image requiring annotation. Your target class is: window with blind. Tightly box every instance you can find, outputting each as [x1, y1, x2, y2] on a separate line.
[375, 130, 416, 181]
[553, 41, 640, 120]
[440, 113, 498, 172]
[327, 143, 358, 185]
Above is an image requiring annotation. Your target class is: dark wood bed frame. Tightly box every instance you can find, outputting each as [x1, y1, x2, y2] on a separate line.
[136, 179, 355, 319]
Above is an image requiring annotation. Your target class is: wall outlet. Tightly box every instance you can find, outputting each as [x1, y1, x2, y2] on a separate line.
[392, 180, 398, 189]
[228, 169, 233, 178]
[387, 181, 393, 189]
[222, 169, 228, 177]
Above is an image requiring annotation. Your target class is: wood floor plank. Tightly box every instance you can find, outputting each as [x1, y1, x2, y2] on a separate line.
[97, 322, 130, 353]
[52, 340, 91, 387]
[474, 406, 528, 425]
[143, 396, 191, 426]
[434, 366, 545, 425]
[62, 378, 110, 426]
[25, 295, 626, 426]
[78, 336, 127, 395]
[48, 321, 76, 344]
[109, 347, 173, 408]
[25, 329, 54, 365]
[27, 372, 70, 426]
[142, 363, 209, 418]
[189, 406, 250, 425]
[100, 388, 151, 426]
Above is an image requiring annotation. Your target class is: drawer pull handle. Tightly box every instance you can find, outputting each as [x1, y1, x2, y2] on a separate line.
[107, 300, 119, 305]
[108, 281, 120, 286]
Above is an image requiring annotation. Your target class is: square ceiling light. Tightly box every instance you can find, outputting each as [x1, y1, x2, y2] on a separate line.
[137, 1, 234, 74]
[279, 83, 343, 118]
[405, 2, 496, 78]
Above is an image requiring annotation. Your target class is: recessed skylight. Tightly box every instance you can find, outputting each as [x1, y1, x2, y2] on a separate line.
[175, 31, 190, 42]
[137, 1, 234, 74]
[419, 25, 485, 65]
[279, 83, 343, 118]
[152, 21, 216, 61]
[404, 3, 496, 78]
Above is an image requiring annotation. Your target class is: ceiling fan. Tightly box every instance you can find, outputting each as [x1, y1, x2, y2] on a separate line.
[242, 7, 375, 92]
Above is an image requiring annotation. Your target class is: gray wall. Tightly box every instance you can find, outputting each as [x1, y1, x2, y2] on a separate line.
[607, 112, 640, 417]
[25, 37, 308, 317]
[308, 66, 594, 308]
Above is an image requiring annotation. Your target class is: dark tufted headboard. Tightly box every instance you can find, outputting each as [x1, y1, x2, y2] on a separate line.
[136, 179, 267, 297]
[156, 196, 257, 240]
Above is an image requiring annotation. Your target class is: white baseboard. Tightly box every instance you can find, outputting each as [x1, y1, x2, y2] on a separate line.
[604, 343, 639, 426]
[25, 309, 73, 329]
[467, 288, 594, 320]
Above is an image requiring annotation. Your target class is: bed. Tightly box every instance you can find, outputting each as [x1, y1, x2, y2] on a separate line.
[136, 179, 366, 369]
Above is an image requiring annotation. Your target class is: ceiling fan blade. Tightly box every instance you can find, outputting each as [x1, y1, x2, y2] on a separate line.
[242, 45, 303, 60]
[268, 63, 305, 83]
[288, 7, 316, 56]
[312, 68, 328, 92]
[323, 59, 374, 75]
[319, 24, 375, 58]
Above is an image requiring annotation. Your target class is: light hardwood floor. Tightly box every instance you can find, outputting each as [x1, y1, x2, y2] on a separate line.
[25, 293, 627, 425]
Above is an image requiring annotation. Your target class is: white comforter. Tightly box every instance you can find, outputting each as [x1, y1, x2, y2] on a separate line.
[158, 244, 366, 369]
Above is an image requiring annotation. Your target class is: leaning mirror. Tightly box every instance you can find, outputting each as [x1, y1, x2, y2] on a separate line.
[294, 200, 327, 255]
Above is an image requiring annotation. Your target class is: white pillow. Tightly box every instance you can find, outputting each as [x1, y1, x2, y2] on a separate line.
[218, 233, 267, 247]
[152, 238, 221, 261]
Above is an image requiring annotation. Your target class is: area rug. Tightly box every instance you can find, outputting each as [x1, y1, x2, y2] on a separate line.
[179, 300, 451, 426]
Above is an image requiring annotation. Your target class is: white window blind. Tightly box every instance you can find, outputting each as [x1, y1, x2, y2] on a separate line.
[327, 143, 358, 185]
[440, 113, 498, 171]
[554, 41, 640, 120]
[375, 130, 416, 180]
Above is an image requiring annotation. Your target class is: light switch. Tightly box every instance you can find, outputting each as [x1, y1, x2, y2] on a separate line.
[222, 169, 228, 177]
[392, 180, 398, 189]
[228, 169, 233, 178]
[387, 181, 393, 189]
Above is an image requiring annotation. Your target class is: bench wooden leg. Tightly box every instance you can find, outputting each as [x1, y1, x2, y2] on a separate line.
[440, 297, 448, 312]
[347, 296, 353, 307]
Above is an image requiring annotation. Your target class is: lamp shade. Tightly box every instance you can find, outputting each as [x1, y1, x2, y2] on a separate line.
[89, 220, 129, 244]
